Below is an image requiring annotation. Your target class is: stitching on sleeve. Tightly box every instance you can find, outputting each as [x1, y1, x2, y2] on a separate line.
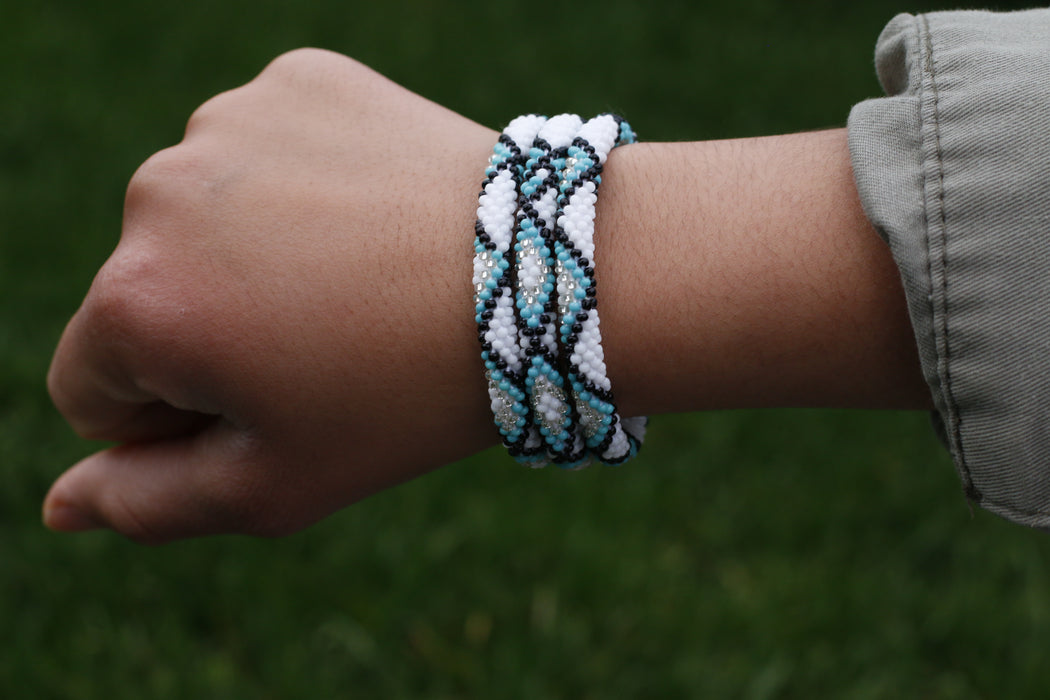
[918, 14, 979, 502]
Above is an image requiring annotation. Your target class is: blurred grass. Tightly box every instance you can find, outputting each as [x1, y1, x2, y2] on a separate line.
[2, 0, 1048, 698]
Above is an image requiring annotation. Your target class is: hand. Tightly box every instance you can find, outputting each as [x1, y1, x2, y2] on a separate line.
[46, 49, 499, 543]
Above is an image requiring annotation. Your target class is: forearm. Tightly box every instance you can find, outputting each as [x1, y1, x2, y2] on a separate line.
[590, 128, 928, 417]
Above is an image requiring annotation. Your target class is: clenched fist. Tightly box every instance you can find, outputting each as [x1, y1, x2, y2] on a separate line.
[46, 50, 500, 542]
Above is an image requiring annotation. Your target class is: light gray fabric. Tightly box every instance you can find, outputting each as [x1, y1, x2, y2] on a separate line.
[848, 10, 1050, 528]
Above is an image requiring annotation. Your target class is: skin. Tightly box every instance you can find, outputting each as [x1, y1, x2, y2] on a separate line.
[45, 49, 928, 544]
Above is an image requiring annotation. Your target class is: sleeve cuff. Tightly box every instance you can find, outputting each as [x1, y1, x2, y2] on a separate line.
[848, 10, 1050, 528]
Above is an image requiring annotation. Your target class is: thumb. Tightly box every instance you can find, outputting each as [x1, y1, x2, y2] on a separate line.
[43, 421, 270, 544]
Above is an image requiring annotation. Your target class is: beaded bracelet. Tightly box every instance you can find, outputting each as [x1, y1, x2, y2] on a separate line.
[554, 115, 646, 464]
[476, 113, 646, 468]
[474, 115, 547, 460]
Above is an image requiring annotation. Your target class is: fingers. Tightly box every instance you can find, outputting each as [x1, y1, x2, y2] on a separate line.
[48, 187, 226, 443]
[48, 313, 211, 443]
[41, 420, 288, 544]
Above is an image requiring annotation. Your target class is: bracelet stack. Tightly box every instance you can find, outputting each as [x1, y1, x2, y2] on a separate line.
[474, 113, 646, 468]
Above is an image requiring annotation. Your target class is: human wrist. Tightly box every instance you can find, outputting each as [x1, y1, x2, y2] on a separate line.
[592, 131, 928, 415]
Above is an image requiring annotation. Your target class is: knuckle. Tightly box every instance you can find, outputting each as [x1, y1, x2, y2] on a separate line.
[258, 48, 371, 95]
[124, 145, 211, 218]
[84, 246, 165, 338]
[184, 90, 234, 135]
[79, 243, 201, 376]
[262, 47, 342, 77]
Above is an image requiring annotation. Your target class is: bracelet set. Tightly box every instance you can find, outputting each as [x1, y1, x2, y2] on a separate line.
[473, 113, 646, 469]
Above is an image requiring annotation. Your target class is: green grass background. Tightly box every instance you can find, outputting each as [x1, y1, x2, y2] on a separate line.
[3, 1, 1049, 698]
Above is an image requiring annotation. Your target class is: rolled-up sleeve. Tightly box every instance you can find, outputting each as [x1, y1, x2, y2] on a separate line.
[848, 10, 1050, 528]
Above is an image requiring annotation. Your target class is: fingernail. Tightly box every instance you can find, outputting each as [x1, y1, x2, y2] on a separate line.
[43, 501, 102, 533]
